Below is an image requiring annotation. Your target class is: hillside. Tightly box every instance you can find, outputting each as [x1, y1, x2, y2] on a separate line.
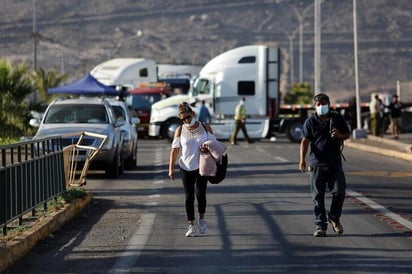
[1, 0, 412, 102]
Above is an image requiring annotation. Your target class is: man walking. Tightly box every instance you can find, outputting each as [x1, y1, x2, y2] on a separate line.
[230, 97, 253, 145]
[299, 93, 350, 237]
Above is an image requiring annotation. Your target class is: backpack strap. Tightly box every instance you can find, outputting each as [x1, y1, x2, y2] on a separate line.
[329, 111, 346, 161]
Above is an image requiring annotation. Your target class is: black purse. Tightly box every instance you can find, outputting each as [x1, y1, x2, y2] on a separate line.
[206, 153, 228, 184]
[199, 123, 228, 184]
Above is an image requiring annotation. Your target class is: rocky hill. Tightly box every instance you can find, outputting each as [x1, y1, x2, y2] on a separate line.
[1, 0, 411, 102]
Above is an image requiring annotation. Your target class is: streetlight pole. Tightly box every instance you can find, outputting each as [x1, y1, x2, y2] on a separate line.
[283, 28, 299, 90]
[314, 0, 321, 94]
[352, 0, 365, 138]
[291, 4, 313, 83]
[32, 0, 37, 71]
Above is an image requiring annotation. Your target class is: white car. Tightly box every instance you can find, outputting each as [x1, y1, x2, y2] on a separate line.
[107, 99, 140, 169]
[29, 97, 125, 178]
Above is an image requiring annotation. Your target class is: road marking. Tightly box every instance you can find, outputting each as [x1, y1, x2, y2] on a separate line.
[108, 213, 155, 274]
[347, 189, 412, 230]
[273, 156, 289, 163]
[347, 171, 412, 177]
[148, 194, 160, 199]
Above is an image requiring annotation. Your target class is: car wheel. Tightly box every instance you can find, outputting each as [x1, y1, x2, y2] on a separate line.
[105, 150, 122, 178]
[124, 145, 137, 170]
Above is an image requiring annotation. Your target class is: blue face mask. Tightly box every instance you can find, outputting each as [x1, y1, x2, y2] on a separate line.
[316, 104, 329, 116]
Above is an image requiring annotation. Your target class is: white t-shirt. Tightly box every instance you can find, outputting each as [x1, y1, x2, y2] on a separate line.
[171, 123, 215, 171]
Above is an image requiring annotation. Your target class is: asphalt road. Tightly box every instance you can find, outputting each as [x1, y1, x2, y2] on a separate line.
[3, 137, 412, 274]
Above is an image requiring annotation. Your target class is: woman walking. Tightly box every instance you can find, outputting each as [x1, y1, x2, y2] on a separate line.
[169, 102, 214, 237]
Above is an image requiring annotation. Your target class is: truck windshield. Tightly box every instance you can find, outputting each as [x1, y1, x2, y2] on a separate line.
[192, 78, 210, 97]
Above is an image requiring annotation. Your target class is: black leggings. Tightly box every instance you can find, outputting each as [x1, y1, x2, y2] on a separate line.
[180, 168, 208, 221]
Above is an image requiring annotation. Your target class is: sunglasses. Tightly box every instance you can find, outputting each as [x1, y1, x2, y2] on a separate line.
[180, 115, 192, 122]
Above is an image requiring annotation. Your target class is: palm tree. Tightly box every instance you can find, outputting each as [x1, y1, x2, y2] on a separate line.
[32, 67, 67, 104]
[0, 59, 34, 137]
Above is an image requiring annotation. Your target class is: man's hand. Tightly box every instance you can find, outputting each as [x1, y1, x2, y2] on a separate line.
[299, 160, 306, 172]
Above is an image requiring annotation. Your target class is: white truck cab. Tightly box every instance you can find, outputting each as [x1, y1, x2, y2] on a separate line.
[149, 45, 280, 140]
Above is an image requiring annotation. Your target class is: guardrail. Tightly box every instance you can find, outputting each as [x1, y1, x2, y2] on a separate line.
[0, 136, 66, 236]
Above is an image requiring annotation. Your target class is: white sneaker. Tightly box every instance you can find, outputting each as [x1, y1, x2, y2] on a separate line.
[198, 219, 207, 234]
[185, 224, 197, 237]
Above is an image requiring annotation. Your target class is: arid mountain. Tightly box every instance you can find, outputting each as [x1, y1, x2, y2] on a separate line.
[1, 0, 411, 102]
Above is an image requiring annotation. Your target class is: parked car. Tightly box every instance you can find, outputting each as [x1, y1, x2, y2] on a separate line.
[29, 97, 125, 178]
[107, 98, 140, 169]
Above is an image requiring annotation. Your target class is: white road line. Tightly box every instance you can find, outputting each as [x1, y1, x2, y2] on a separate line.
[273, 156, 289, 163]
[148, 194, 160, 199]
[347, 189, 412, 230]
[256, 148, 289, 163]
[108, 213, 156, 274]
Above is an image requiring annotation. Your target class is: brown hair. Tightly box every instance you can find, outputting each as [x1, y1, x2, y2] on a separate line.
[178, 102, 193, 115]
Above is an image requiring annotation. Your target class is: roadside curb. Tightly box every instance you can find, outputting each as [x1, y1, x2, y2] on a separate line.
[0, 192, 93, 272]
[346, 139, 412, 162]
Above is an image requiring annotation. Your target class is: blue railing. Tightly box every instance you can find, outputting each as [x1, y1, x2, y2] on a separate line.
[0, 136, 66, 235]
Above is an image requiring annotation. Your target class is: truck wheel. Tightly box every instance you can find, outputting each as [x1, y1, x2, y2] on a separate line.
[162, 118, 181, 141]
[286, 121, 303, 143]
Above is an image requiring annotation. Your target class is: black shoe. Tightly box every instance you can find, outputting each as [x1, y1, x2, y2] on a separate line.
[231, 142, 238, 145]
[328, 218, 343, 235]
[313, 227, 326, 237]
[248, 140, 255, 144]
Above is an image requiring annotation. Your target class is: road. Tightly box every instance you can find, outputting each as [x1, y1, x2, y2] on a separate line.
[3, 137, 412, 274]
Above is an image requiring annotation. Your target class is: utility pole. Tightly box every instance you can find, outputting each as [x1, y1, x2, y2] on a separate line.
[352, 0, 365, 138]
[32, 0, 38, 104]
[291, 4, 313, 83]
[33, 0, 37, 70]
[314, 0, 322, 94]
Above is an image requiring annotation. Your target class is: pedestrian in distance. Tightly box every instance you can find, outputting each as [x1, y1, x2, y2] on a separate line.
[169, 102, 214, 237]
[387, 94, 403, 139]
[230, 97, 253, 145]
[369, 93, 381, 136]
[198, 100, 211, 123]
[299, 93, 351, 237]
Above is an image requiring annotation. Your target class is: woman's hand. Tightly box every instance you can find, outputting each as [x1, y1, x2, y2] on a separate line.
[169, 170, 175, 180]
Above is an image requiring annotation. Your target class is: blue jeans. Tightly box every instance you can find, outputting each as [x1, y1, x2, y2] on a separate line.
[309, 165, 346, 229]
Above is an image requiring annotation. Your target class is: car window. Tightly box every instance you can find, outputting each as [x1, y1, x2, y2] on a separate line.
[112, 105, 126, 121]
[44, 104, 109, 124]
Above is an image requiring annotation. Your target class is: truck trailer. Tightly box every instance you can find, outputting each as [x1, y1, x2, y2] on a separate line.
[90, 58, 158, 89]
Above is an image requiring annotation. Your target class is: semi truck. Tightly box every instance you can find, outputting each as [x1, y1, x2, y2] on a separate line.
[90, 58, 158, 89]
[125, 82, 174, 137]
[149, 45, 280, 140]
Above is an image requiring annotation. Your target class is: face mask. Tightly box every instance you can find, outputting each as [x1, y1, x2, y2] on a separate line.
[184, 118, 197, 128]
[316, 104, 329, 116]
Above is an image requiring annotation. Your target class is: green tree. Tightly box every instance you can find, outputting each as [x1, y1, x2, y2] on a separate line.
[0, 59, 34, 137]
[283, 82, 313, 104]
[32, 67, 67, 104]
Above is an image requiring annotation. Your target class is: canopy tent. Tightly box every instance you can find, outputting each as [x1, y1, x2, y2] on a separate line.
[48, 73, 119, 96]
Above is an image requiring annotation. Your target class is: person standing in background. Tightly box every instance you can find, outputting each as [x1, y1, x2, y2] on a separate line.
[198, 100, 211, 123]
[230, 97, 253, 145]
[369, 93, 381, 136]
[388, 94, 403, 139]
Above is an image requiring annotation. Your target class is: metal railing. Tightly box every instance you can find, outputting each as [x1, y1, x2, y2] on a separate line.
[0, 136, 66, 236]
